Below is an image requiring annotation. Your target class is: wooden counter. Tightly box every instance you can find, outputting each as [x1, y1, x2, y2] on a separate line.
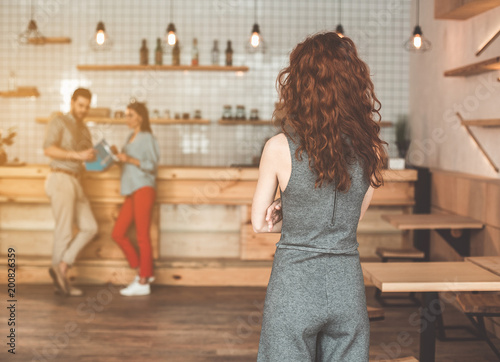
[0, 165, 417, 286]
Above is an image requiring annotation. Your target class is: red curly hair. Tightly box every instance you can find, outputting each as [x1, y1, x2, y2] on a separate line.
[275, 32, 387, 191]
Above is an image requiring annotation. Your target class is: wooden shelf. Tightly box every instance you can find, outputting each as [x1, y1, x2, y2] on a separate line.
[444, 56, 500, 77]
[36, 117, 210, 125]
[435, 0, 500, 20]
[217, 120, 393, 127]
[27, 37, 71, 45]
[77, 64, 249, 72]
[0, 87, 39, 98]
[461, 118, 500, 127]
[218, 119, 274, 125]
[458, 112, 499, 172]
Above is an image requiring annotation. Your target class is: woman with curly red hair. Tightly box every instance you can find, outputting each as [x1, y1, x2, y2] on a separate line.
[252, 32, 387, 361]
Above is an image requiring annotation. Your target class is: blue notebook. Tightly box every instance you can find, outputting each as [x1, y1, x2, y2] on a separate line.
[85, 139, 118, 172]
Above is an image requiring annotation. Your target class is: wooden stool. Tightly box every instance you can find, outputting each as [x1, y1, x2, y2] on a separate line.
[374, 247, 425, 307]
[454, 292, 500, 359]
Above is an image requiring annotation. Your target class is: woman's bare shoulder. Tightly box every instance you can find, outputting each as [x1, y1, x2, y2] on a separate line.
[265, 133, 288, 151]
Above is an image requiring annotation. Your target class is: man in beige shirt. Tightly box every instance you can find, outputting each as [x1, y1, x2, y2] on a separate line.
[43, 88, 98, 296]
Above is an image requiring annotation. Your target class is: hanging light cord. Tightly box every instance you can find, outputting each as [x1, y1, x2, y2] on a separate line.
[338, 0, 342, 24]
[254, 0, 257, 24]
[416, 0, 420, 26]
[170, 0, 173, 22]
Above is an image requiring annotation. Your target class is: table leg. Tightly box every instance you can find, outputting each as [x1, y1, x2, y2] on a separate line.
[420, 291, 439, 362]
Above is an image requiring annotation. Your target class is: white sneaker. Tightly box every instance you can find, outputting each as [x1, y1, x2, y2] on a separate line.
[133, 275, 155, 283]
[120, 280, 151, 296]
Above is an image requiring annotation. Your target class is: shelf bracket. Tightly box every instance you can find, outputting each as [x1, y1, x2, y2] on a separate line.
[457, 112, 499, 173]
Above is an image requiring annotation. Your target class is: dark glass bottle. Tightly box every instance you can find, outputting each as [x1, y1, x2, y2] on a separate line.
[225, 40, 233, 66]
[172, 41, 180, 66]
[211, 40, 220, 65]
[155, 38, 163, 65]
[140, 39, 148, 65]
[191, 38, 199, 66]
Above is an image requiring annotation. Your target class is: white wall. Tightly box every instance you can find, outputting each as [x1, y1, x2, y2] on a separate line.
[1, 0, 410, 166]
[409, 2, 500, 178]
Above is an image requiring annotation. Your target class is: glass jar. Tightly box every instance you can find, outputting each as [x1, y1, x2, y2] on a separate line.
[250, 108, 259, 120]
[236, 105, 246, 120]
[222, 105, 232, 119]
[194, 109, 202, 119]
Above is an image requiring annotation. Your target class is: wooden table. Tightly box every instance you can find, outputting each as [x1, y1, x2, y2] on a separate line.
[466, 256, 500, 277]
[363, 261, 500, 362]
[381, 214, 484, 257]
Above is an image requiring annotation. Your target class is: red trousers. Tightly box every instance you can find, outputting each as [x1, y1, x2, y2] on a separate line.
[112, 186, 155, 278]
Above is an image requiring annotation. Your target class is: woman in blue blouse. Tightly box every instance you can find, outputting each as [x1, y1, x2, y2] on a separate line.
[112, 101, 160, 296]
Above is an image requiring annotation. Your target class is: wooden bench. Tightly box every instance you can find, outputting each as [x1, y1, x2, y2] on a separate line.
[374, 248, 425, 306]
[454, 292, 500, 359]
[375, 247, 425, 262]
[367, 305, 385, 321]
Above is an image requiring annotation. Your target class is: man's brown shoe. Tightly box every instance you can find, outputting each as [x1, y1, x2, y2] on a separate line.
[49, 267, 69, 295]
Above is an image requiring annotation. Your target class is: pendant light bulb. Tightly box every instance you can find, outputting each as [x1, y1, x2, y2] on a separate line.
[250, 24, 261, 48]
[166, 23, 177, 46]
[90, 21, 112, 51]
[335, 0, 345, 38]
[18, 1, 46, 46]
[246, 0, 266, 53]
[404, 0, 431, 52]
[413, 34, 422, 49]
[335, 24, 345, 38]
[404, 25, 431, 52]
[96, 22, 105, 45]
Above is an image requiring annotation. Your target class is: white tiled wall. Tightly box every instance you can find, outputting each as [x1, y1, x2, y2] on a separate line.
[0, 0, 410, 166]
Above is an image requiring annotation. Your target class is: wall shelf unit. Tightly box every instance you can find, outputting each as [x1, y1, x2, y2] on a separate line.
[36, 117, 210, 125]
[77, 65, 249, 72]
[218, 119, 274, 125]
[216, 120, 394, 127]
[457, 112, 499, 172]
[461, 118, 500, 127]
[0, 87, 40, 98]
[444, 56, 500, 77]
[435, 0, 500, 20]
[28, 37, 71, 45]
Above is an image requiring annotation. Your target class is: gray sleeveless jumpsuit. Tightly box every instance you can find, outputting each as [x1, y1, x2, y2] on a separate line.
[257, 133, 370, 362]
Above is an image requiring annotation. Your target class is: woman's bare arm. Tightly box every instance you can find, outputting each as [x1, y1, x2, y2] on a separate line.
[252, 137, 283, 233]
[359, 185, 374, 221]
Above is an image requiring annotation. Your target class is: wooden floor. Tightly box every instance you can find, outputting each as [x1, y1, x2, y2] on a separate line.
[9, 284, 500, 361]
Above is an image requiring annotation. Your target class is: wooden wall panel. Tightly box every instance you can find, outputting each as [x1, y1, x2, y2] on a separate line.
[431, 170, 500, 263]
[0, 230, 53, 256]
[0, 179, 47, 201]
[160, 204, 240, 232]
[0, 203, 53, 229]
[160, 231, 240, 258]
[431, 172, 457, 212]
[240, 224, 279, 260]
[486, 182, 500, 228]
[371, 182, 415, 205]
[455, 177, 487, 221]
